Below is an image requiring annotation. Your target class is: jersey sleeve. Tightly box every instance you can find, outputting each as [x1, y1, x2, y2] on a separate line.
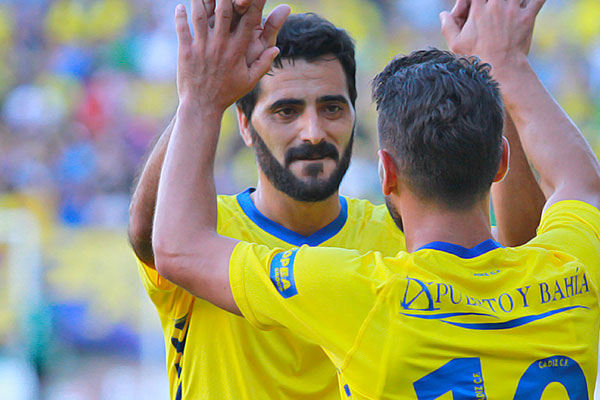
[528, 200, 600, 274]
[136, 257, 194, 319]
[229, 241, 382, 366]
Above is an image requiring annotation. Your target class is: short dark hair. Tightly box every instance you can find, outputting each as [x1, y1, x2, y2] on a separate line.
[236, 13, 356, 119]
[371, 49, 504, 209]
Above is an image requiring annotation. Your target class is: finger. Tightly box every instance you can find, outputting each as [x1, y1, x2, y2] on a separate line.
[450, 0, 470, 20]
[527, 0, 546, 17]
[175, 4, 193, 48]
[203, 0, 216, 18]
[233, 0, 253, 15]
[191, 0, 209, 41]
[229, 0, 252, 31]
[261, 4, 291, 47]
[440, 11, 460, 46]
[215, 0, 234, 37]
[233, 2, 261, 50]
[249, 46, 279, 83]
[236, 0, 264, 35]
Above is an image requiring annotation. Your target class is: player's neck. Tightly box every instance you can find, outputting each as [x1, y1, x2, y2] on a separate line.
[251, 177, 342, 237]
[399, 194, 494, 253]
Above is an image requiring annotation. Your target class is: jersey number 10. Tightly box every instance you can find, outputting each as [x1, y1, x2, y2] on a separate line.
[413, 356, 588, 399]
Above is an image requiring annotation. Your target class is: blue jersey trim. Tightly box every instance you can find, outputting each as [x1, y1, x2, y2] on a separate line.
[236, 188, 348, 246]
[344, 384, 352, 397]
[416, 239, 503, 259]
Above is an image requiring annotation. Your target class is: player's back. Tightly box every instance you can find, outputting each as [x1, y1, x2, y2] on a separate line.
[342, 201, 600, 399]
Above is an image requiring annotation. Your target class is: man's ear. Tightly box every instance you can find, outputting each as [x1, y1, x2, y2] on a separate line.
[493, 136, 510, 183]
[236, 105, 254, 147]
[378, 149, 398, 196]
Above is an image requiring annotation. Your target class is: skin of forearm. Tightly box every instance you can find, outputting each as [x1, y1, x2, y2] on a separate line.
[491, 112, 545, 246]
[493, 57, 600, 206]
[153, 101, 222, 284]
[128, 117, 176, 265]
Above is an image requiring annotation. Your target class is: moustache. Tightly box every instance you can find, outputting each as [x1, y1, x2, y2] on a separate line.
[284, 142, 339, 168]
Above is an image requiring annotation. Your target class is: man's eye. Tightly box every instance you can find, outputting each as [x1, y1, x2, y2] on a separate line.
[276, 108, 296, 117]
[325, 104, 342, 113]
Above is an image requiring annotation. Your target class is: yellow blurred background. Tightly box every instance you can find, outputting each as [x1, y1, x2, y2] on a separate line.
[1, 0, 599, 398]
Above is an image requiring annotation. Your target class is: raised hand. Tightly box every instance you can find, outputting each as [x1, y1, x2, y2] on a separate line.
[440, 0, 545, 66]
[244, 4, 290, 65]
[203, 0, 290, 65]
[174, 0, 287, 112]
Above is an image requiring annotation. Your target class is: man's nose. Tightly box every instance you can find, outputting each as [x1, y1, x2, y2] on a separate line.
[298, 108, 325, 145]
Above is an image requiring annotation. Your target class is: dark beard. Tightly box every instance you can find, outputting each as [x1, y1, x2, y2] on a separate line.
[385, 195, 404, 232]
[250, 124, 353, 202]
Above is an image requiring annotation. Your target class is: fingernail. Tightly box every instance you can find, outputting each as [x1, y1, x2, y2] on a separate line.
[176, 4, 185, 14]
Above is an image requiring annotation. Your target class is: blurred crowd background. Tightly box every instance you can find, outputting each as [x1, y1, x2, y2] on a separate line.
[0, 0, 599, 398]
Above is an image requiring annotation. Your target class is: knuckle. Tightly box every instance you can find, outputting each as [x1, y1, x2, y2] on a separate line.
[263, 19, 275, 31]
[209, 41, 225, 56]
[520, 12, 533, 23]
[194, 12, 207, 22]
[217, 7, 233, 20]
[180, 47, 193, 60]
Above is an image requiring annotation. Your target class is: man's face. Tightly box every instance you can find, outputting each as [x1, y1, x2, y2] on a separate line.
[245, 57, 355, 202]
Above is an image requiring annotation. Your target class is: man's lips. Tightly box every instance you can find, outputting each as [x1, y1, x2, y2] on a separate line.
[293, 157, 325, 161]
[290, 155, 336, 162]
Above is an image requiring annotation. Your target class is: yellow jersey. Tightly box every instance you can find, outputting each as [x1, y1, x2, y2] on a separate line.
[137, 188, 406, 400]
[231, 200, 600, 399]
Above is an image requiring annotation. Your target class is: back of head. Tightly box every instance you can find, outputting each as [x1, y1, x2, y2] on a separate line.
[372, 49, 505, 209]
[237, 13, 356, 119]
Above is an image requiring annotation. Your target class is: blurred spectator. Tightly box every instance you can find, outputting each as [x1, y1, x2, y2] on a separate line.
[1, 1, 599, 398]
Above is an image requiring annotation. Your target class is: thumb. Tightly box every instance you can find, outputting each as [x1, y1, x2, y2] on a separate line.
[440, 11, 460, 45]
[249, 46, 280, 83]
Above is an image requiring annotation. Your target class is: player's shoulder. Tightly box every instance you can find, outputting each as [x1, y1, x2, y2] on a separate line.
[345, 196, 385, 218]
[344, 197, 401, 231]
[295, 244, 408, 291]
[542, 200, 600, 224]
[217, 191, 248, 219]
[217, 192, 239, 209]
[216, 192, 246, 231]
[537, 200, 600, 240]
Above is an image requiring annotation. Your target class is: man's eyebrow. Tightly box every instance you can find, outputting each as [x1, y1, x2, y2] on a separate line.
[317, 95, 349, 105]
[267, 99, 306, 112]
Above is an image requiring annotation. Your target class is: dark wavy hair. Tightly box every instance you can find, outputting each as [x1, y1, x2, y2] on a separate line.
[371, 49, 505, 209]
[236, 13, 356, 119]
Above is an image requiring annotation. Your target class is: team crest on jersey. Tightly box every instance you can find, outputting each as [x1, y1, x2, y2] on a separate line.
[270, 249, 299, 298]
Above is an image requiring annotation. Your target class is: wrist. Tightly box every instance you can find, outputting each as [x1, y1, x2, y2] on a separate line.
[177, 98, 225, 123]
[487, 54, 530, 80]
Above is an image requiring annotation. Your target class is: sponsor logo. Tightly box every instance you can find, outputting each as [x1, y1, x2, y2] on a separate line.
[398, 272, 590, 330]
[270, 249, 299, 298]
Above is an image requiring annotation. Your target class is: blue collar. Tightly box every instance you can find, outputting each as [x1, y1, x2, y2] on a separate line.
[235, 188, 348, 247]
[416, 239, 503, 259]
